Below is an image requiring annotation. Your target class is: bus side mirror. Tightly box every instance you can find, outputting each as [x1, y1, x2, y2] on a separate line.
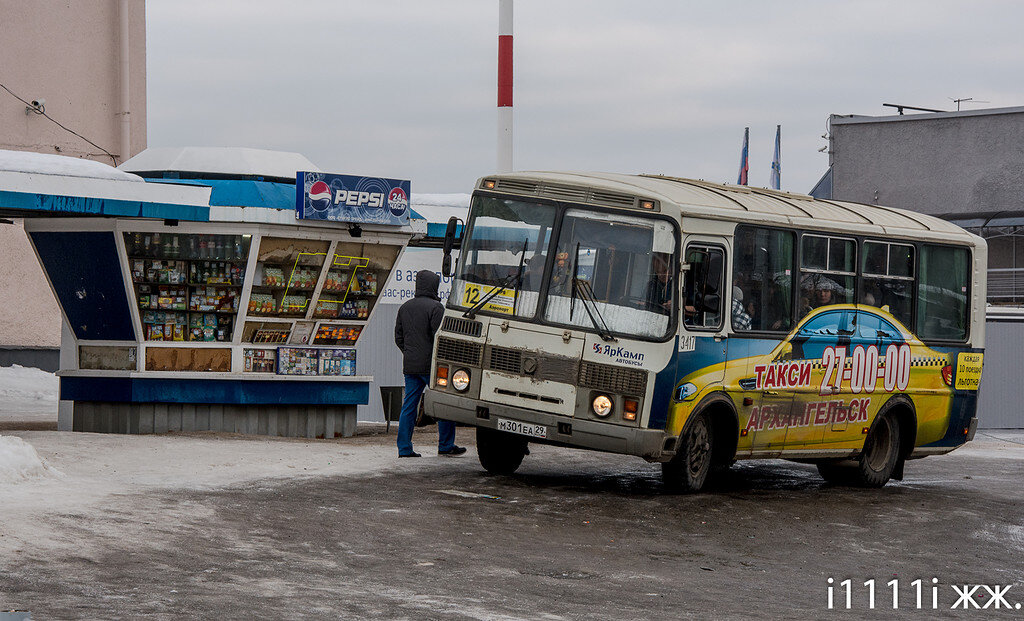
[441, 216, 462, 278]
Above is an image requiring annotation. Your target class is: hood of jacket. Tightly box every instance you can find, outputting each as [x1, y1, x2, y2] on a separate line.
[414, 269, 441, 300]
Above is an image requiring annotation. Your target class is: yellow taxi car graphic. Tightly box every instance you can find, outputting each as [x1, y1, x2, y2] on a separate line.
[668, 304, 957, 456]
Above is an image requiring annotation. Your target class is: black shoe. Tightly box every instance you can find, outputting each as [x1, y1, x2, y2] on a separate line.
[438, 446, 467, 457]
[399, 452, 422, 458]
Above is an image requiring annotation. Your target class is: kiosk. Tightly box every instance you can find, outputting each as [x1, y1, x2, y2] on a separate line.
[6, 148, 416, 437]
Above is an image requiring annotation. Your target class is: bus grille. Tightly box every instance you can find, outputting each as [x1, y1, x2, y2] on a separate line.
[491, 179, 642, 211]
[436, 337, 483, 367]
[579, 361, 648, 397]
[488, 347, 522, 374]
[486, 346, 580, 383]
[441, 316, 482, 337]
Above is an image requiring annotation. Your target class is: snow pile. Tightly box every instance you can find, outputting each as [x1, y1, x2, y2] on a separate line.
[0, 364, 58, 404]
[0, 435, 60, 483]
[0, 148, 143, 182]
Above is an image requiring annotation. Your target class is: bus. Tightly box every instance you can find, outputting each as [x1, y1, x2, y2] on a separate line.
[423, 172, 986, 491]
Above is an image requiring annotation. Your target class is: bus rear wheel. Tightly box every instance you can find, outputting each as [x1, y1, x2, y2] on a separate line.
[476, 426, 528, 476]
[816, 414, 901, 487]
[662, 411, 714, 493]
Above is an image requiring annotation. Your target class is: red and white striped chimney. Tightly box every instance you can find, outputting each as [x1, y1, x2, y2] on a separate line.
[497, 0, 513, 172]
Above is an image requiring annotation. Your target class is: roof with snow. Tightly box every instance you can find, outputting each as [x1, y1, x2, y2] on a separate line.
[119, 147, 320, 182]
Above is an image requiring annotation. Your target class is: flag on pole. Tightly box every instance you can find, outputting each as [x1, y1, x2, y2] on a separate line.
[737, 127, 749, 185]
[770, 125, 781, 190]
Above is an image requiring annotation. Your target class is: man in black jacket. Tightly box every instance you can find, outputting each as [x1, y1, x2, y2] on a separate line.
[394, 270, 466, 457]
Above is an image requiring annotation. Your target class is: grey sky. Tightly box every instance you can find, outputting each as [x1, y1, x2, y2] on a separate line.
[147, 0, 1024, 194]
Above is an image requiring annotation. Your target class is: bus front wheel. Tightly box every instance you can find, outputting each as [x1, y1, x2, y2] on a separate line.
[662, 411, 714, 492]
[476, 426, 528, 476]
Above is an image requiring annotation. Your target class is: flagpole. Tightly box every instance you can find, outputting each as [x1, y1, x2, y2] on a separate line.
[770, 125, 781, 190]
[737, 127, 749, 186]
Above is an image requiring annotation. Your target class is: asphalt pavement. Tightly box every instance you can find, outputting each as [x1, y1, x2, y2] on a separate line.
[2, 428, 1022, 620]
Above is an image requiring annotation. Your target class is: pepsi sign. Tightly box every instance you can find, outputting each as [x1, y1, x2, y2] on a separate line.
[296, 172, 411, 226]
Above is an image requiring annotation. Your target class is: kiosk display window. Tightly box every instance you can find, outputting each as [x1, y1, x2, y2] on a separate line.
[250, 237, 330, 318]
[124, 233, 250, 342]
[312, 242, 399, 320]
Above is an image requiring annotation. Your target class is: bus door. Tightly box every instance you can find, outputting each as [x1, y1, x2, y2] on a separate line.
[782, 308, 855, 448]
[680, 241, 728, 388]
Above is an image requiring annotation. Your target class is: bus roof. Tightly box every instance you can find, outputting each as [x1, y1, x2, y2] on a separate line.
[476, 171, 979, 245]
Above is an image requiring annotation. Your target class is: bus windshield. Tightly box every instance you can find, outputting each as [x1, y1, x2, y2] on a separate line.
[452, 196, 556, 318]
[544, 209, 676, 339]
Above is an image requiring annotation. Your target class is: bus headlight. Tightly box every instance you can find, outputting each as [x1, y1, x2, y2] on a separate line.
[592, 394, 613, 418]
[451, 369, 471, 392]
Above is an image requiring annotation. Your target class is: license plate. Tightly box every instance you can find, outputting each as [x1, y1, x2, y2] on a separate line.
[496, 418, 547, 439]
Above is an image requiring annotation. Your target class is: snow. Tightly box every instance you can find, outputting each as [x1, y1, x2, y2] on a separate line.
[0, 435, 61, 483]
[119, 146, 320, 180]
[0, 364, 57, 422]
[412, 193, 471, 208]
[0, 148, 143, 182]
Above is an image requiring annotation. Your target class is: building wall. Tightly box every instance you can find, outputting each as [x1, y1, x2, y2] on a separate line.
[0, 0, 147, 162]
[827, 106, 1024, 429]
[830, 107, 1024, 215]
[0, 0, 147, 351]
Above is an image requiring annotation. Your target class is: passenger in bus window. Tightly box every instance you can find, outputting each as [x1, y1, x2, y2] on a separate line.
[732, 286, 752, 330]
[800, 273, 840, 315]
[645, 252, 673, 314]
[522, 253, 546, 290]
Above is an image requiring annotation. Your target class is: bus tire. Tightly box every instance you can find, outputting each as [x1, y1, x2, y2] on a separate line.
[662, 411, 714, 493]
[816, 461, 856, 485]
[476, 426, 528, 476]
[854, 412, 901, 487]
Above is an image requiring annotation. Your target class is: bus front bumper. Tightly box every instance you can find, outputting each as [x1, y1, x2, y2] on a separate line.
[423, 389, 669, 462]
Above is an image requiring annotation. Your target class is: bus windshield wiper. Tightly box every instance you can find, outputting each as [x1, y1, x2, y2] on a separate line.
[571, 242, 616, 342]
[463, 240, 527, 319]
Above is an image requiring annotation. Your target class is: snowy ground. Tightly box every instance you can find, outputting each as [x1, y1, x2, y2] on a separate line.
[0, 364, 58, 423]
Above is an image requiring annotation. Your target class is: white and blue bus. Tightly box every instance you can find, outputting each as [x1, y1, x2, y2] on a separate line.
[424, 172, 986, 491]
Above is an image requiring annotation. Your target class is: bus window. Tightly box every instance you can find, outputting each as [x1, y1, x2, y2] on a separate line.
[684, 245, 724, 329]
[917, 244, 969, 341]
[453, 196, 556, 318]
[799, 234, 855, 319]
[861, 241, 914, 327]
[543, 209, 677, 339]
[732, 226, 794, 332]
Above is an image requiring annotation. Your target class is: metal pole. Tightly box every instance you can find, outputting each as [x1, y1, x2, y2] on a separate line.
[497, 0, 513, 172]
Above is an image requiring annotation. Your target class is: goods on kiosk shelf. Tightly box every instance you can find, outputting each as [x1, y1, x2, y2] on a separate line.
[124, 232, 250, 262]
[352, 271, 378, 295]
[319, 348, 356, 376]
[279, 295, 309, 315]
[136, 285, 188, 310]
[189, 261, 244, 286]
[322, 270, 351, 292]
[243, 349, 276, 373]
[248, 293, 277, 315]
[313, 299, 369, 319]
[253, 328, 290, 343]
[188, 312, 232, 342]
[276, 347, 356, 376]
[313, 324, 362, 346]
[189, 286, 238, 313]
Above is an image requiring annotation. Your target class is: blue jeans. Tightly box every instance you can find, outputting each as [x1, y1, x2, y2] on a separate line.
[397, 374, 456, 455]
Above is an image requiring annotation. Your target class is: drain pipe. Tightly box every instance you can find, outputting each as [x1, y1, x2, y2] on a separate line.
[118, 0, 131, 164]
